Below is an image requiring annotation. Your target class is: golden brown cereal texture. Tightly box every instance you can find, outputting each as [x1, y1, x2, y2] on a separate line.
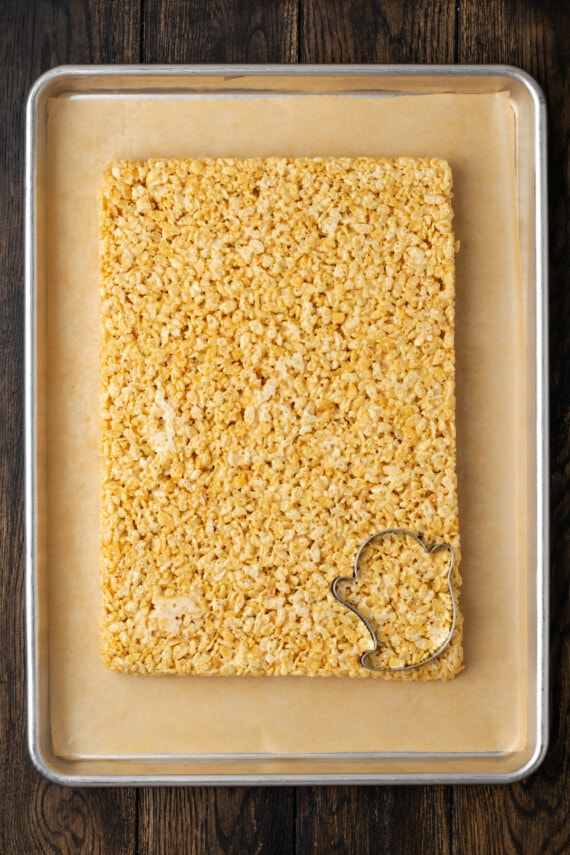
[99, 156, 462, 679]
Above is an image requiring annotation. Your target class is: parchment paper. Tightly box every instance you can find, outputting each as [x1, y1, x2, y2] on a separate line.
[45, 90, 526, 758]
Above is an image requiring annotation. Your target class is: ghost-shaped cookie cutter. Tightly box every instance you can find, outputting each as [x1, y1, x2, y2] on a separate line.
[331, 528, 457, 673]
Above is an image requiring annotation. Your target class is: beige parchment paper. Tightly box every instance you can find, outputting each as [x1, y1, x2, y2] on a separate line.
[45, 90, 526, 758]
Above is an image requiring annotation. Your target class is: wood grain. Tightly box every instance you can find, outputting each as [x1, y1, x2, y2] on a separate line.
[300, 0, 456, 63]
[24, 786, 135, 855]
[296, 786, 451, 855]
[138, 786, 295, 855]
[0, 2, 139, 853]
[142, 0, 299, 63]
[453, 0, 570, 852]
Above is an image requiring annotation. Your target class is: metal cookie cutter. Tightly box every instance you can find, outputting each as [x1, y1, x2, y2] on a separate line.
[331, 528, 457, 673]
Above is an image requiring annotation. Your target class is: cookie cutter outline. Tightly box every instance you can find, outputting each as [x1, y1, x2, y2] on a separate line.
[331, 528, 457, 673]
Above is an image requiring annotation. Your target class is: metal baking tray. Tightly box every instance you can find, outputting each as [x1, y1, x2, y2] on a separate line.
[25, 64, 548, 785]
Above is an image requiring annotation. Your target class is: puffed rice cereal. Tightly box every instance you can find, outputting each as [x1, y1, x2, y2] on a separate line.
[98, 156, 463, 679]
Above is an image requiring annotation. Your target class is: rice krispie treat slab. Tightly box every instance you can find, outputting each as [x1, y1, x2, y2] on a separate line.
[99, 156, 462, 679]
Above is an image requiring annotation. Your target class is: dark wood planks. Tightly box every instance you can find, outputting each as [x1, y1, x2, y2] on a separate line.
[138, 786, 295, 855]
[0, 2, 140, 853]
[296, 786, 451, 855]
[452, 0, 570, 853]
[299, 0, 456, 63]
[142, 0, 299, 63]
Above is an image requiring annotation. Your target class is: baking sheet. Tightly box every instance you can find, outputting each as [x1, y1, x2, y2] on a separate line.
[43, 88, 527, 760]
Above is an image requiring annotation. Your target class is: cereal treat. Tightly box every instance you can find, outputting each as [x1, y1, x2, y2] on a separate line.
[99, 157, 462, 678]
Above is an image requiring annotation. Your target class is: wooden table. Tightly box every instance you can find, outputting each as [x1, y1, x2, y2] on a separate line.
[2, 1, 569, 852]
